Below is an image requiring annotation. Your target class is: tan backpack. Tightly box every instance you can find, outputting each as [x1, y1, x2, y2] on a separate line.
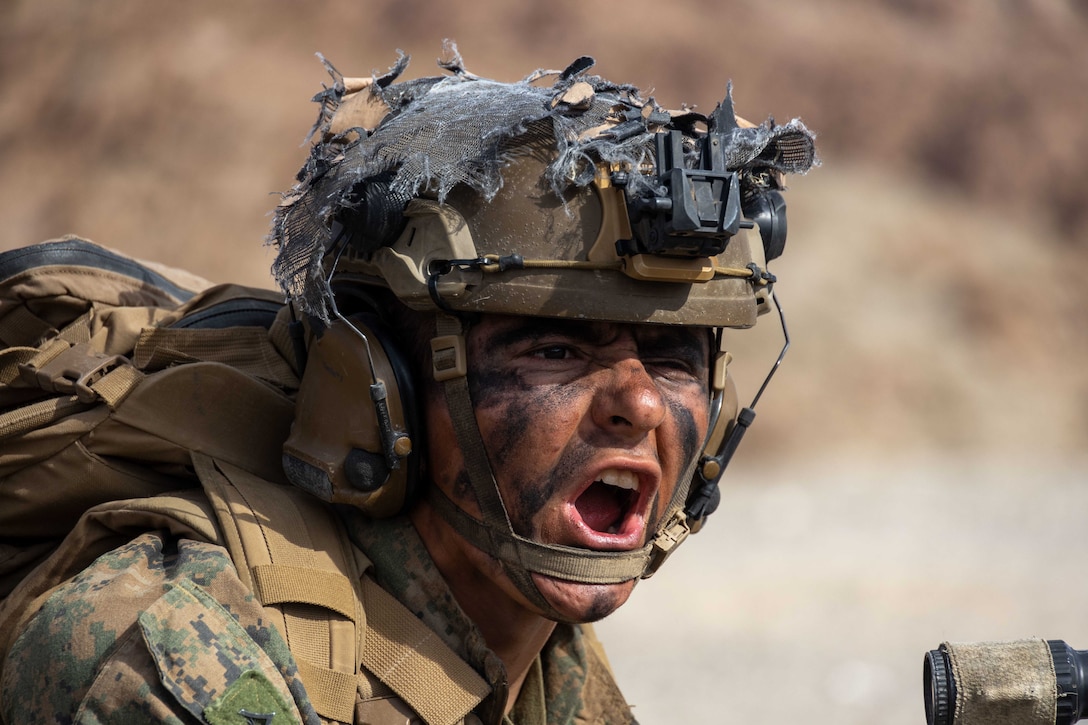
[0, 237, 492, 724]
[0, 236, 303, 598]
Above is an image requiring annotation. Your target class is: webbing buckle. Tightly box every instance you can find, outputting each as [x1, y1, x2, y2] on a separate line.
[642, 512, 692, 579]
[19, 344, 128, 404]
[430, 334, 467, 382]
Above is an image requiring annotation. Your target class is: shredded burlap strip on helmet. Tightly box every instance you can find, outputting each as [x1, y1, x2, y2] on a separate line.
[268, 49, 818, 323]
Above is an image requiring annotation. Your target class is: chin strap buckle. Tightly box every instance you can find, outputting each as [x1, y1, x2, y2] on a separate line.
[642, 511, 692, 579]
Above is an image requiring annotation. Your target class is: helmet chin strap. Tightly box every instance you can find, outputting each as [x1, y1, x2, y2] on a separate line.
[428, 314, 702, 621]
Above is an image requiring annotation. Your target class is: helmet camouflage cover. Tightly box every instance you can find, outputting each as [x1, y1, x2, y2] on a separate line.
[269, 46, 817, 328]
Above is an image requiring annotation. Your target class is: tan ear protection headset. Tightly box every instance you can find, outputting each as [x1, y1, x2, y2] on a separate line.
[282, 305, 423, 518]
[281, 283, 749, 529]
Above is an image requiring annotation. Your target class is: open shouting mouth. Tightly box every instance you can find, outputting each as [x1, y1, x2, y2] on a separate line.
[572, 468, 649, 541]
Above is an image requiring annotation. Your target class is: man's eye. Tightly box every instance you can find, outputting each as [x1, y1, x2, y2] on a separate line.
[647, 358, 700, 378]
[534, 345, 572, 360]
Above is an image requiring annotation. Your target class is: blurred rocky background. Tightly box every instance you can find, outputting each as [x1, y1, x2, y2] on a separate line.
[2, 1, 1086, 723]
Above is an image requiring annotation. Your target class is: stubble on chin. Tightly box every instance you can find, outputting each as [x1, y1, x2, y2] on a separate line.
[530, 574, 637, 624]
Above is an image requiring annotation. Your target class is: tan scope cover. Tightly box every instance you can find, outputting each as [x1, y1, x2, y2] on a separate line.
[944, 639, 1056, 725]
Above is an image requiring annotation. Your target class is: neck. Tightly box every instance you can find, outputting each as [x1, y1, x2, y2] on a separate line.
[410, 501, 556, 713]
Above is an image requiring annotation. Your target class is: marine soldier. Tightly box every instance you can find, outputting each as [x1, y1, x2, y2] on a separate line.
[0, 48, 816, 724]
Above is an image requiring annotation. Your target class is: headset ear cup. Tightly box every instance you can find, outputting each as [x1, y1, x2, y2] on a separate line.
[282, 314, 422, 517]
[369, 314, 423, 512]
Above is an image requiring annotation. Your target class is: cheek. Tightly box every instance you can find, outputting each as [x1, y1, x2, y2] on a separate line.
[469, 367, 586, 467]
[510, 442, 596, 536]
[668, 394, 705, 470]
[469, 368, 592, 536]
[467, 367, 528, 467]
[651, 391, 708, 523]
[423, 392, 466, 494]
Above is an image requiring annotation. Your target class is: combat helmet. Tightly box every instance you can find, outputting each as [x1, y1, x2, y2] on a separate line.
[270, 46, 817, 614]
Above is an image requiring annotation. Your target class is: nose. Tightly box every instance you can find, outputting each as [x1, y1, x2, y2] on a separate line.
[591, 358, 667, 439]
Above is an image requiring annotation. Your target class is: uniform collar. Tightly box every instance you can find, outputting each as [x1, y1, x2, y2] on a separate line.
[342, 512, 633, 724]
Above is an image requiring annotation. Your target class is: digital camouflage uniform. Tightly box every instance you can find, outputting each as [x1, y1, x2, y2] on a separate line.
[0, 503, 634, 725]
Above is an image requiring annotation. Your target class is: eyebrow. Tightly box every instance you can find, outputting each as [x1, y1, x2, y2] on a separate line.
[488, 319, 607, 350]
[638, 328, 710, 367]
[489, 319, 709, 363]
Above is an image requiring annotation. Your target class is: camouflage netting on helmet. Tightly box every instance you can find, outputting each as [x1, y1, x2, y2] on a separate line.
[269, 45, 818, 322]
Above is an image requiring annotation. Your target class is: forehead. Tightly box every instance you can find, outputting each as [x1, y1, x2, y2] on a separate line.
[468, 314, 711, 352]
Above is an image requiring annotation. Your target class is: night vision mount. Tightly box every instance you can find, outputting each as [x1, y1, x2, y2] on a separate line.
[616, 93, 788, 263]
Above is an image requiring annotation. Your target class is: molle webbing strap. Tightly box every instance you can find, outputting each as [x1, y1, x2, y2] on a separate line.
[0, 345, 39, 387]
[86, 364, 144, 409]
[251, 566, 358, 620]
[193, 453, 363, 724]
[292, 661, 358, 724]
[133, 326, 299, 388]
[1, 305, 146, 411]
[1, 342, 144, 412]
[360, 576, 491, 725]
[0, 395, 91, 442]
[1, 309, 91, 387]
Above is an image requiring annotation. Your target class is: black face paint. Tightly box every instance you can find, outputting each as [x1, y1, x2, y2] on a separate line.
[454, 316, 711, 548]
[508, 439, 597, 537]
[452, 468, 476, 505]
[467, 338, 589, 476]
[647, 398, 703, 530]
[671, 398, 702, 471]
[470, 358, 595, 536]
[467, 365, 530, 468]
[467, 365, 528, 403]
[577, 593, 622, 624]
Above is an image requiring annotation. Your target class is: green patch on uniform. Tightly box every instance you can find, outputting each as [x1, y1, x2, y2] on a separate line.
[204, 669, 296, 725]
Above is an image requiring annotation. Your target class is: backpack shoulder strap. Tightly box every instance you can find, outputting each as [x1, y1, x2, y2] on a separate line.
[194, 452, 365, 724]
[358, 576, 491, 725]
[193, 454, 492, 725]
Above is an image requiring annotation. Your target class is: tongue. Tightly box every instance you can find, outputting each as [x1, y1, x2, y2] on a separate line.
[575, 481, 624, 533]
